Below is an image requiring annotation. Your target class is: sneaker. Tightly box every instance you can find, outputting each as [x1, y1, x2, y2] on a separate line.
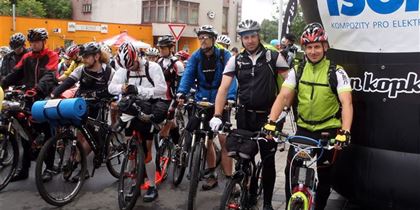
[70, 171, 89, 183]
[143, 186, 158, 202]
[10, 168, 29, 182]
[202, 175, 218, 191]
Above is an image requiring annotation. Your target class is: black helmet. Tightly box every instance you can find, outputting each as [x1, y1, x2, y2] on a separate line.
[196, 25, 218, 38]
[27, 28, 48, 42]
[157, 35, 175, 47]
[237, 19, 260, 36]
[9, 33, 26, 49]
[79, 42, 101, 56]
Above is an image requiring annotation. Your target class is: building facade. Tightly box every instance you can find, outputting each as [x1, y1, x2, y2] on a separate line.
[72, 0, 243, 52]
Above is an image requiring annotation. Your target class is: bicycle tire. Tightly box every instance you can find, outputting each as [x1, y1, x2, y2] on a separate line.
[172, 130, 190, 186]
[256, 161, 263, 197]
[118, 138, 145, 210]
[0, 130, 18, 191]
[187, 141, 203, 210]
[35, 132, 87, 206]
[158, 139, 172, 181]
[105, 131, 125, 179]
[219, 177, 246, 210]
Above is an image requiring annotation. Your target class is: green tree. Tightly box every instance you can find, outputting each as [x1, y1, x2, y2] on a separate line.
[260, 19, 279, 43]
[39, 0, 72, 19]
[0, 0, 46, 17]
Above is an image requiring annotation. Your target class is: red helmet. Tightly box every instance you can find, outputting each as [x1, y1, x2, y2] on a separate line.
[65, 45, 80, 58]
[300, 22, 328, 46]
[116, 42, 138, 69]
[175, 50, 190, 61]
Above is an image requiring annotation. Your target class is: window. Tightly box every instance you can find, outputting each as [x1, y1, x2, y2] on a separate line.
[143, 0, 199, 25]
[82, 4, 92, 13]
[222, 7, 228, 33]
[172, 0, 199, 25]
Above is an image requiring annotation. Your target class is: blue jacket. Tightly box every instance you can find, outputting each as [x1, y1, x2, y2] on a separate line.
[178, 47, 237, 103]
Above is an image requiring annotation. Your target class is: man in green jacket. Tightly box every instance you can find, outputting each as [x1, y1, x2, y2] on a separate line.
[264, 22, 353, 210]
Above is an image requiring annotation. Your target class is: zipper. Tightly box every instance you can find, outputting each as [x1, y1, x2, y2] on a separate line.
[35, 58, 40, 85]
[250, 66, 255, 105]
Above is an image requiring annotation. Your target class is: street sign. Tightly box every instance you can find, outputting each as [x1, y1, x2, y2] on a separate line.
[168, 24, 186, 41]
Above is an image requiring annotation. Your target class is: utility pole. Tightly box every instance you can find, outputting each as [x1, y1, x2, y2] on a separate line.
[12, 0, 17, 31]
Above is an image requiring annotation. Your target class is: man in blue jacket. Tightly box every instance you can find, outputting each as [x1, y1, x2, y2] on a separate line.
[177, 25, 237, 190]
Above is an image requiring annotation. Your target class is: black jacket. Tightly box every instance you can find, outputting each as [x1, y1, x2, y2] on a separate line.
[0, 48, 29, 80]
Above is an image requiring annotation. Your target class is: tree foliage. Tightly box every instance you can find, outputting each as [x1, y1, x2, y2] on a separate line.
[0, 0, 71, 19]
[260, 1, 306, 45]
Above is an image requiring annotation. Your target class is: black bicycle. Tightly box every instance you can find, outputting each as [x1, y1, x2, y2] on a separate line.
[35, 97, 125, 206]
[0, 86, 45, 191]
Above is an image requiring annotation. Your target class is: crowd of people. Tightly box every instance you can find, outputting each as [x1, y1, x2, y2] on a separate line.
[0, 19, 352, 210]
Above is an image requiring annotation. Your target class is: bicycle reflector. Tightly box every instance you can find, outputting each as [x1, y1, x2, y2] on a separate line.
[288, 191, 309, 210]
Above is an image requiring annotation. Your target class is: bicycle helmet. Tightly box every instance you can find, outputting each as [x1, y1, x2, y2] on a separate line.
[157, 35, 175, 47]
[175, 50, 190, 61]
[145, 47, 160, 56]
[9, 33, 26, 50]
[216, 35, 231, 46]
[196, 25, 218, 38]
[300, 22, 328, 46]
[237, 19, 260, 36]
[79, 42, 101, 56]
[116, 41, 138, 69]
[65, 45, 80, 58]
[0, 46, 11, 55]
[270, 39, 280, 46]
[27, 28, 48, 42]
[101, 44, 112, 55]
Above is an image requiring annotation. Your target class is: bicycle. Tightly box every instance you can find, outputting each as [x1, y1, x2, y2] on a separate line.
[280, 132, 338, 210]
[117, 98, 165, 210]
[0, 86, 45, 191]
[218, 124, 282, 210]
[34, 97, 125, 206]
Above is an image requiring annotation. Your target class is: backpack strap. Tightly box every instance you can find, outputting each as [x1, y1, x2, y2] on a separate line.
[125, 61, 154, 87]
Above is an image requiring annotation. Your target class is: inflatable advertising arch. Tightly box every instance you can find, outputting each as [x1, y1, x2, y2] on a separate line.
[300, 0, 420, 209]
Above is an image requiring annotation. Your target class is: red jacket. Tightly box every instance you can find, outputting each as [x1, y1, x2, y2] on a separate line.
[2, 48, 58, 97]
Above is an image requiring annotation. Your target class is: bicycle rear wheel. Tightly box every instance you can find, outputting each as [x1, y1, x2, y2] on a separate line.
[172, 130, 190, 186]
[118, 137, 145, 210]
[187, 141, 203, 210]
[0, 130, 18, 191]
[106, 131, 125, 179]
[35, 132, 87, 206]
[219, 177, 247, 210]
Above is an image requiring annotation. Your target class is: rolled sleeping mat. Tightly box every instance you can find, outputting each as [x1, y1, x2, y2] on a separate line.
[31, 98, 87, 123]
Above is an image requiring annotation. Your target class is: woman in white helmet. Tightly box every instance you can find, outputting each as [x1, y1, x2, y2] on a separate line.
[216, 35, 231, 50]
[145, 47, 160, 62]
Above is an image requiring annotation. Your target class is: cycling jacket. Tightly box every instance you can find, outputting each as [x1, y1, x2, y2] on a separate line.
[178, 46, 237, 103]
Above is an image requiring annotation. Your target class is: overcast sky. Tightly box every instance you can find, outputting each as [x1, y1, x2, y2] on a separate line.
[242, 0, 279, 23]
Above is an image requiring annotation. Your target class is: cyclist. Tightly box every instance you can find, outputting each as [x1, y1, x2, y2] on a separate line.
[108, 41, 167, 202]
[280, 33, 298, 68]
[51, 42, 115, 181]
[216, 34, 231, 50]
[211, 19, 290, 210]
[156, 35, 185, 146]
[174, 50, 190, 68]
[264, 22, 353, 210]
[1, 33, 29, 81]
[58, 44, 83, 81]
[1, 28, 59, 182]
[177, 24, 237, 190]
[0, 46, 11, 69]
[145, 47, 160, 62]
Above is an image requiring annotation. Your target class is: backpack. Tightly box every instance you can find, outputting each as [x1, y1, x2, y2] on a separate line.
[126, 61, 154, 87]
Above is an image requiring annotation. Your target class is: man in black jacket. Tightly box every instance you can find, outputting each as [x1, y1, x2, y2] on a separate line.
[0, 33, 28, 81]
[1, 28, 58, 182]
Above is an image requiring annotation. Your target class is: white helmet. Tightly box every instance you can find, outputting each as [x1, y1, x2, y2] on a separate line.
[145, 47, 160, 56]
[116, 42, 138, 69]
[216, 35, 231, 46]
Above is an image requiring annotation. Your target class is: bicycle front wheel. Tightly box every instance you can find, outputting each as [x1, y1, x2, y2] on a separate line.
[118, 137, 145, 210]
[0, 130, 18, 191]
[35, 132, 87, 206]
[105, 131, 125, 179]
[187, 141, 203, 210]
[219, 177, 247, 210]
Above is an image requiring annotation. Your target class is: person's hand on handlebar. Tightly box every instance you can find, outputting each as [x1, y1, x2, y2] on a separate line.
[334, 129, 351, 150]
[262, 120, 278, 139]
[209, 114, 223, 132]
